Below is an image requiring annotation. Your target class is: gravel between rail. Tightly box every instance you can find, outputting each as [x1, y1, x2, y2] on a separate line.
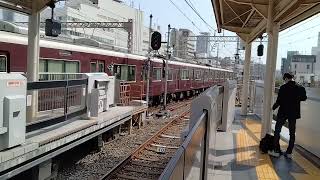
[57, 100, 192, 180]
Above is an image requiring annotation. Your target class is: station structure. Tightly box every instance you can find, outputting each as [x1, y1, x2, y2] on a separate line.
[0, 0, 319, 180]
[212, 0, 320, 137]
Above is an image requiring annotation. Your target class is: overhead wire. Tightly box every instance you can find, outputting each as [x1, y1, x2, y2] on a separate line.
[183, 0, 216, 33]
[280, 23, 320, 39]
[280, 13, 320, 36]
[167, 0, 201, 32]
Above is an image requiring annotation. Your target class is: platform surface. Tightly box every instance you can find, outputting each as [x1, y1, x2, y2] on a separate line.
[210, 110, 320, 180]
[0, 105, 146, 177]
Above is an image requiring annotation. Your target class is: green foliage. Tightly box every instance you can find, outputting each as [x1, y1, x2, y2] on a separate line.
[275, 79, 283, 88]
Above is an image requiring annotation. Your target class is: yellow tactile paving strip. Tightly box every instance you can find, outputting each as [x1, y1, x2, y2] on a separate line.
[237, 120, 279, 180]
[236, 118, 320, 180]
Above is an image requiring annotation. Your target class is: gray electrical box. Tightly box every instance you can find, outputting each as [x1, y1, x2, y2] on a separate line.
[0, 73, 26, 151]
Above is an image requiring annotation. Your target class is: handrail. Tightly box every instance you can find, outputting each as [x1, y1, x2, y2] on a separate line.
[159, 112, 207, 180]
[159, 85, 226, 180]
[26, 78, 88, 133]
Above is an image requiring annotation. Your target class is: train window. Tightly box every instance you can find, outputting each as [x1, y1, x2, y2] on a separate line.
[41, 59, 80, 73]
[90, 60, 105, 72]
[195, 70, 201, 80]
[168, 69, 174, 81]
[152, 67, 162, 81]
[216, 71, 220, 80]
[113, 64, 136, 82]
[210, 71, 214, 79]
[98, 62, 105, 72]
[128, 66, 136, 81]
[0, 55, 7, 72]
[65, 61, 79, 73]
[39, 60, 47, 72]
[181, 69, 189, 80]
[48, 60, 64, 73]
[90, 62, 97, 72]
[204, 71, 209, 82]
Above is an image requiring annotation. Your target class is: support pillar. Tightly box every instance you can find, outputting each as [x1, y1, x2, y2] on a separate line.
[241, 42, 252, 115]
[26, 3, 40, 123]
[261, 0, 280, 138]
[128, 118, 133, 135]
[31, 159, 52, 180]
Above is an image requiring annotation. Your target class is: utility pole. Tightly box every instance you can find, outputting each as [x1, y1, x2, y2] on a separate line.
[146, 14, 153, 108]
[216, 43, 219, 68]
[164, 24, 171, 110]
[235, 37, 240, 81]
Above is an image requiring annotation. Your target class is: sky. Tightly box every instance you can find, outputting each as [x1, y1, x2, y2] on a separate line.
[123, 0, 320, 70]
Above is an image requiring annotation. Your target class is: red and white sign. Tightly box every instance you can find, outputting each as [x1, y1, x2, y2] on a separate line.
[7, 81, 23, 87]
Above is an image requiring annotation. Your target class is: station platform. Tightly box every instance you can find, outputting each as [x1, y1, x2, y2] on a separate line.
[0, 105, 147, 179]
[211, 110, 320, 180]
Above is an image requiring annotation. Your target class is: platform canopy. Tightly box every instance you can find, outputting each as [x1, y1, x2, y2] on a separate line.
[0, 0, 54, 14]
[212, 0, 320, 42]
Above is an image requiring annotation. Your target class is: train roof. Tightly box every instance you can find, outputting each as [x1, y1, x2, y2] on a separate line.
[0, 31, 233, 72]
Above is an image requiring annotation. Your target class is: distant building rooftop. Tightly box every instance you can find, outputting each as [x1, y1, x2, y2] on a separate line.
[292, 55, 316, 63]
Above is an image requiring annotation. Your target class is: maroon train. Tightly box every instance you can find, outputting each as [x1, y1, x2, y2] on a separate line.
[0, 31, 234, 105]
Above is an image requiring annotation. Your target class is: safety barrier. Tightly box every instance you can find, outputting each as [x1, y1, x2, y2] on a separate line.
[26, 78, 88, 133]
[159, 85, 225, 180]
[220, 80, 237, 131]
[39, 73, 84, 81]
[236, 81, 255, 112]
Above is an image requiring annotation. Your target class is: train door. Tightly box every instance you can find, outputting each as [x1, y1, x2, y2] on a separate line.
[0, 51, 9, 73]
[191, 69, 194, 88]
[176, 69, 180, 90]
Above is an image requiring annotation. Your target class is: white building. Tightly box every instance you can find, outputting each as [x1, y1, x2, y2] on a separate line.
[311, 32, 320, 81]
[290, 55, 317, 84]
[171, 28, 196, 60]
[41, 0, 148, 55]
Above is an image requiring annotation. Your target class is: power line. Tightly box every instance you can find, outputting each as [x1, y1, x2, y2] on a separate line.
[280, 13, 320, 36]
[183, 0, 216, 33]
[280, 23, 320, 39]
[168, 0, 237, 61]
[281, 34, 318, 44]
[167, 0, 201, 32]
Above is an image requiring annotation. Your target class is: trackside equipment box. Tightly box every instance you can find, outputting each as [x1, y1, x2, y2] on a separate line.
[0, 73, 26, 151]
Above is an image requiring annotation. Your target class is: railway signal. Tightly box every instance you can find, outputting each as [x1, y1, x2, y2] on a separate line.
[45, 1, 61, 37]
[151, 31, 162, 50]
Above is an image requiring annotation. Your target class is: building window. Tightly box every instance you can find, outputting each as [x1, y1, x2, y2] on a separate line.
[152, 67, 162, 81]
[113, 65, 136, 82]
[181, 69, 189, 80]
[0, 55, 7, 72]
[307, 64, 310, 70]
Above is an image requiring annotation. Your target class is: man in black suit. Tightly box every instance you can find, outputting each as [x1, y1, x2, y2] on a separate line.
[268, 73, 307, 158]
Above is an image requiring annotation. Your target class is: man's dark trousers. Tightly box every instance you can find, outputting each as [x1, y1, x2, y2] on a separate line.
[273, 117, 296, 154]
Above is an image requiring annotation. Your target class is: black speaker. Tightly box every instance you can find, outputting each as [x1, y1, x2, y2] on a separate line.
[257, 44, 264, 57]
[45, 19, 61, 37]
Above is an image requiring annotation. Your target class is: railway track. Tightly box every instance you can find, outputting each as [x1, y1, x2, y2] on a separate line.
[100, 107, 190, 180]
[148, 99, 193, 114]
